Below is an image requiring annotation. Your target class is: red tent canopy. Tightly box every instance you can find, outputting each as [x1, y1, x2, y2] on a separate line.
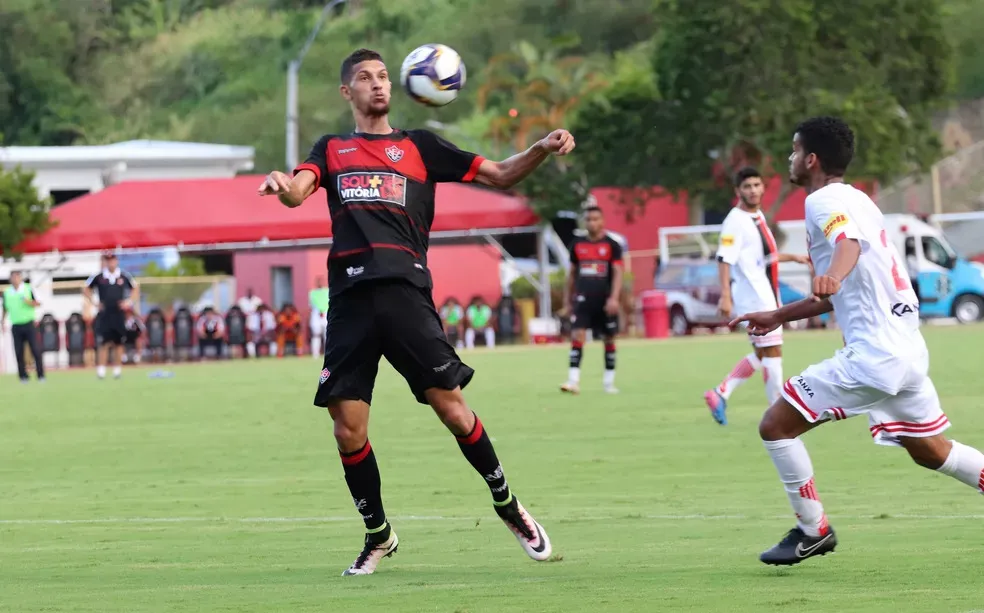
[18, 174, 540, 253]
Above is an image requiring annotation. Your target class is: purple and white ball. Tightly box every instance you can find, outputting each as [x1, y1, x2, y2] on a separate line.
[400, 44, 466, 107]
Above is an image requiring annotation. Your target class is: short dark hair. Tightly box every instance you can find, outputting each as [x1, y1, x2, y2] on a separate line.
[340, 48, 384, 84]
[794, 116, 855, 176]
[583, 205, 603, 216]
[734, 166, 761, 188]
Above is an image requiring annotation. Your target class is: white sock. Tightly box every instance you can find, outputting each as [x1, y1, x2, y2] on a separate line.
[484, 328, 495, 348]
[268, 342, 277, 356]
[568, 367, 581, 384]
[937, 441, 984, 493]
[761, 356, 784, 405]
[763, 438, 830, 537]
[311, 335, 322, 358]
[96, 365, 106, 379]
[246, 342, 256, 357]
[717, 353, 762, 399]
[603, 369, 616, 388]
[113, 366, 122, 378]
[465, 328, 475, 349]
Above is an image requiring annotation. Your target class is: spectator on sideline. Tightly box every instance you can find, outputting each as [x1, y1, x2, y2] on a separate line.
[277, 303, 304, 356]
[465, 295, 496, 349]
[237, 288, 262, 315]
[309, 276, 330, 358]
[196, 306, 226, 359]
[246, 304, 278, 357]
[2, 270, 45, 382]
[123, 311, 146, 364]
[440, 296, 465, 349]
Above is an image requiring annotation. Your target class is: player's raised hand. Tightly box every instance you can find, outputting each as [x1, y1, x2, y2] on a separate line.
[539, 129, 575, 156]
[812, 274, 841, 301]
[729, 310, 781, 336]
[258, 171, 293, 196]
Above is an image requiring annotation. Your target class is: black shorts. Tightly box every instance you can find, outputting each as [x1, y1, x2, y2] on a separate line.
[96, 311, 127, 345]
[315, 280, 474, 407]
[571, 296, 618, 339]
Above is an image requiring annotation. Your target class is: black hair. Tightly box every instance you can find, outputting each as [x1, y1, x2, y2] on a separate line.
[794, 116, 855, 176]
[340, 48, 384, 85]
[733, 166, 761, 188]
[583, 205, 603, 216]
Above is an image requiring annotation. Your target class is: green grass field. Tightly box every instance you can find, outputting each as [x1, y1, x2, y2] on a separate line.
[3, 326, 984, 613]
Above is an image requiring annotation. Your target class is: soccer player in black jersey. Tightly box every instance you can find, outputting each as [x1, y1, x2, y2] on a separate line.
[258, 48, 574, 576]
[560, 206, 623, 395]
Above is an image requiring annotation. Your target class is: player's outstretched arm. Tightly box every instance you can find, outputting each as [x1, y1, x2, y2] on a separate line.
[474, 129, 575, 190]
[731, 297, 834, 335]
[257, 170, 319, 208]
[777, 253, 810, 264]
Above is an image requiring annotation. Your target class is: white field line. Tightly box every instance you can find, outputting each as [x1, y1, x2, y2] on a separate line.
[2, 513, 983, 526]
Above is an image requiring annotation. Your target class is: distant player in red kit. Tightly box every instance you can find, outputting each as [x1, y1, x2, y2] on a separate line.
[560, 205, 623, 395]
[258, 48, 575, 576]
[733, 116, 984, 566]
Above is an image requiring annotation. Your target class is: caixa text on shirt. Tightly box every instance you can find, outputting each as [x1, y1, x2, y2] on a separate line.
[337, 172, 407, 207]
[891, 302, 919, 317]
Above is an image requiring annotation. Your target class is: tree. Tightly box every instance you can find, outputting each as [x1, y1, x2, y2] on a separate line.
[643, 0, 953, 221]
[473, 38, 608, 218]
[0, 167, 55, 259]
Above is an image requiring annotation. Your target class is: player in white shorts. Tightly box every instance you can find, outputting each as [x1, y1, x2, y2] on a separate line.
[733, 116, 984, 566]
[703, 167, 809, 425]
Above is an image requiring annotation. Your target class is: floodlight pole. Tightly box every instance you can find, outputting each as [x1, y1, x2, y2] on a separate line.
[286, 0, 348, 171]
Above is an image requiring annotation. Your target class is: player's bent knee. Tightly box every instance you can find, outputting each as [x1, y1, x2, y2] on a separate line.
[758, 398, 812, 441]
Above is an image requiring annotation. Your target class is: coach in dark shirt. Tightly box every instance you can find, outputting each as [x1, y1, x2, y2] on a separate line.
[84, 253, 139, 380]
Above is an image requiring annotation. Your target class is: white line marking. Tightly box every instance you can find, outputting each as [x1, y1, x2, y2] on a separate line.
[2, 513, 983, 526]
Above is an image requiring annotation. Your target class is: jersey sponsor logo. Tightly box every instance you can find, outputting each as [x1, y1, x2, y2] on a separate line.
[891, 302, 918, 317]
[337, 172, 407, 206]
[579, 262, 608, 277]
[720, 235, 735, 247]
[384, 144, 404, 162]
[822, 213, 848, 238]
[338, 147, 357, 154]
[346, 266, 365, 277]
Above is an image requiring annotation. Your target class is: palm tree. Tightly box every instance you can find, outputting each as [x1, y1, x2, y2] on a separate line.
[477, 40, 607, 152]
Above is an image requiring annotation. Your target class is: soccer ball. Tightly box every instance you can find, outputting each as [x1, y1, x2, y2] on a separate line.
[400, 44, 467, 107]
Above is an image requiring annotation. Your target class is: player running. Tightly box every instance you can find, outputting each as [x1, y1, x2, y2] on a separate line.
[258, 48, 572, 576]
[732, 116, 984, 566]
[703, 167, 809, 425]
[560, 205, 623, 395]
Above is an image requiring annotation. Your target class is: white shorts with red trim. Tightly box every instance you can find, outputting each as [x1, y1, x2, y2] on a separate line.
[747, 324, 783, 348]
[781, 349, 949, 447]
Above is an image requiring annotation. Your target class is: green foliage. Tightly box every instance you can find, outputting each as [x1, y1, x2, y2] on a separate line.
[0, 167, 55, 259]
[641, 0, 954, 216]
[0, 0, 977, 218]
[942, 0, 984, 98]
[142, 256, 207, 277]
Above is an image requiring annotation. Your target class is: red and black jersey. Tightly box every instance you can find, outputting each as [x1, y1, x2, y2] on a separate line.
[85, 269, 135, 312]
[293, 129, 484, 297]
[569, 235, 624, 297]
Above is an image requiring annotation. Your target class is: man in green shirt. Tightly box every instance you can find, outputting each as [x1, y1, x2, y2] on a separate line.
[2, 271, 45, 382]
[309, 276, 331, 358]
[465, 296, 495, 349]
[440, 297, 465, 349]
